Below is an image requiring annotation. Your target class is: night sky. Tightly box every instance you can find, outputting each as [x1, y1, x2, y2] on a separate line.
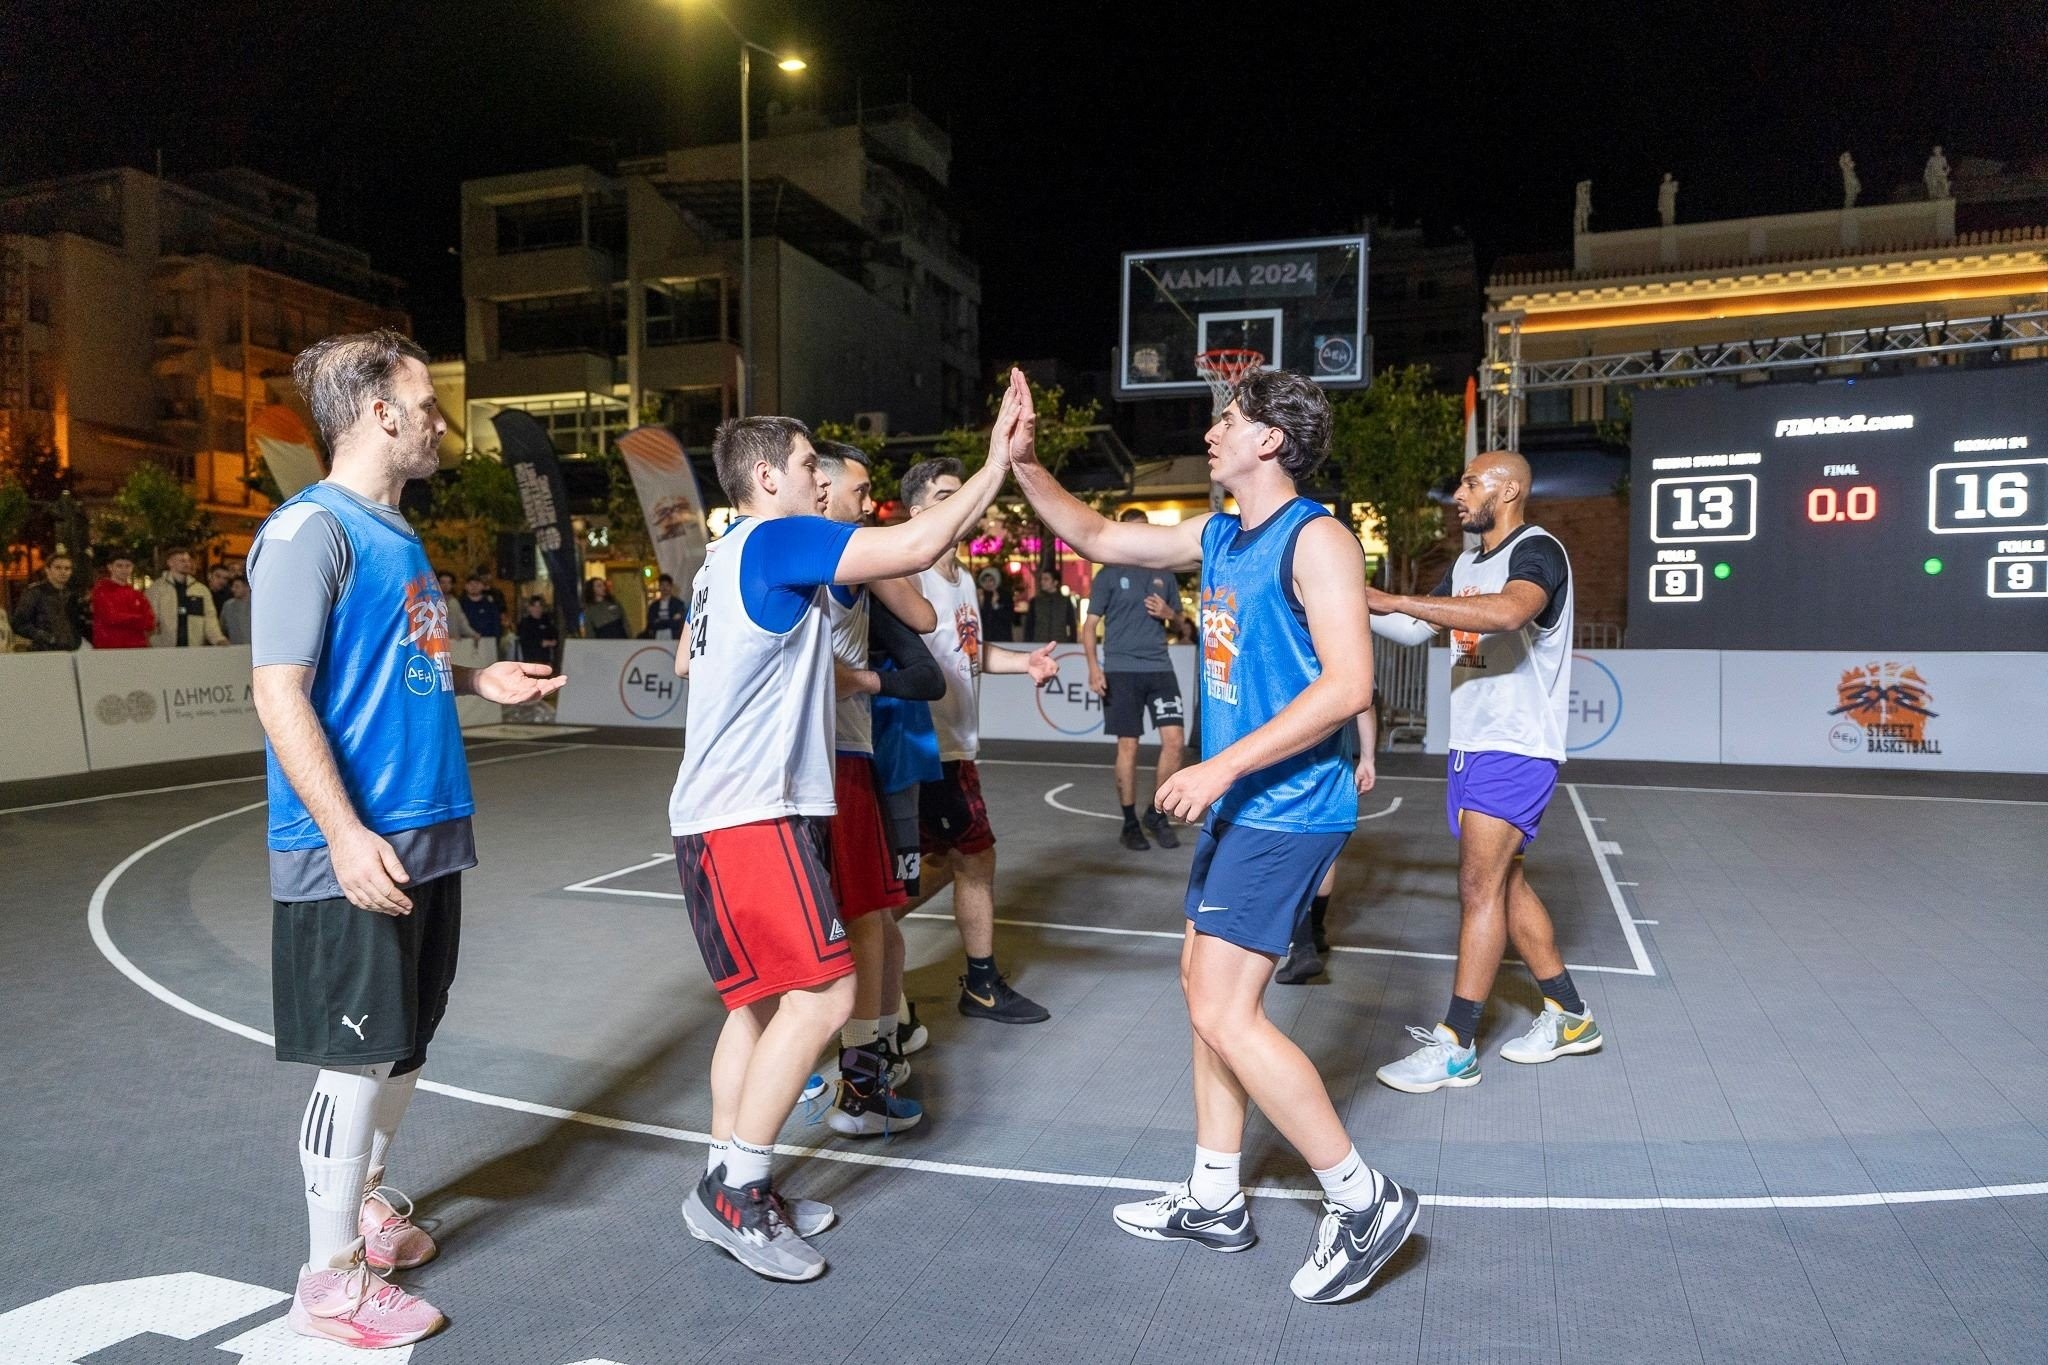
[6, 1, 2045, 374]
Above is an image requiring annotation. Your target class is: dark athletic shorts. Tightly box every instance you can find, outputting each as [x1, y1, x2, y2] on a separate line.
[1183, 822, 1349, 957]
[273, 873, 461, 1074]
[920, 759, 996, 857]
[828, 754, 908, 920]
[880, 782, 923, 897]
[674, 816, 853, 1010]
[1104, 669, 1186, 739]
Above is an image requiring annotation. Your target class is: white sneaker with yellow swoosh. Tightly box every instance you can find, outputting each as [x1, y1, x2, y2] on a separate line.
[1498, 999, 1603, 1064]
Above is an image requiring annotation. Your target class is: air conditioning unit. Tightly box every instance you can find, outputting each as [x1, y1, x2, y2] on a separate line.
[852, 411, 888, 437]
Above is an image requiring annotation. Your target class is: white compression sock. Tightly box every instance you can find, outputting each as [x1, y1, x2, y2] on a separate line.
[298, 1063, 392, 1269]
[1187, 1144, 1243, 1208]
[1312, 1145, 1384, 1213]
[724, 1136, 774, 1188]
[841, 1017, 881, 1051]
[365, 1067, 419, 1188]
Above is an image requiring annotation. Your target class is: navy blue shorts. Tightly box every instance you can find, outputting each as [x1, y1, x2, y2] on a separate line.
[1182, 821, 1350, 956]
[1445, 749, 1560, 848]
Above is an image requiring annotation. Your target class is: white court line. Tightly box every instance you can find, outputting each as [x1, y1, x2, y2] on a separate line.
[0, 739, 575, 818]
[83, 805, 2048, 1213]
[1566, 784, 1655, 977]
[563, 852, 674, 894]
[1570, 780, 2048, 807]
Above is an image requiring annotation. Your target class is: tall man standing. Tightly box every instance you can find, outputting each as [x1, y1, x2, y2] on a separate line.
[1010, 368, 1417, 1305]
[898, 456, 1059, 1026]
[12, 552, 87, 651]
[1364, 450, 1602, 1093]
[668, 376, 1030, 1283]
[1086, 508, 1190, 851]
[148, 545, 228, 647]
[252, 330, 563, 1349]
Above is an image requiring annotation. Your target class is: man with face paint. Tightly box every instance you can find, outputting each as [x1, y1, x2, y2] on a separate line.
[1363, 450, 1603, 1094]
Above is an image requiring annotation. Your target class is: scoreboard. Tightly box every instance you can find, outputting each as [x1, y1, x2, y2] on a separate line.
[1626, 364, 2048, 650]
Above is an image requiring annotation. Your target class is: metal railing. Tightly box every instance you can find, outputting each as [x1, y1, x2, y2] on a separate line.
[1374, 640, 1431, 749]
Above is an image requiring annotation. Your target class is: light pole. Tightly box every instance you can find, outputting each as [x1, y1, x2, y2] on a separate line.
[690, 0, 804, 417]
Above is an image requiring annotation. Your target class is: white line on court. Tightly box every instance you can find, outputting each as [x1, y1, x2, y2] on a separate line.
[83, 805, 2048, 1213]
[563, 852, 674, 894]
[1566, 784, 1655, 977]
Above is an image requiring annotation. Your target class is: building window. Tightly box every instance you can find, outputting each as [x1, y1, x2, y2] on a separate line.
[645, 278, 727, 346]
[497, 292, 620, 357]
[495, 197, 585, 255]
[665, 387, 726, 449]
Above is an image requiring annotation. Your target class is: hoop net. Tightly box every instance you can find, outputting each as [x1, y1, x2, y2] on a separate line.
[1194, 348, 1266, 415]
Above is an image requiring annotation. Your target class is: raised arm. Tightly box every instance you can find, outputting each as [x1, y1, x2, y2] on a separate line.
[1007, 386, 1205, 568]
[1153, 519, 1374, 821]
[833, 369, 1026, 584]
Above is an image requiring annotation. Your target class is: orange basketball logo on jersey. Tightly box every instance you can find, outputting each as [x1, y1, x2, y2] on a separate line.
[955, 603, 982, 674]
[1200, 585, 1240, 704]
[1827, 661, 1941, 754]
[1450, 586, 1485, 666]
[401, 572, 455, 694]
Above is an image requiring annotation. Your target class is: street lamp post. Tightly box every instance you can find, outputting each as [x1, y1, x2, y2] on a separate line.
[692, 1, 803, 418]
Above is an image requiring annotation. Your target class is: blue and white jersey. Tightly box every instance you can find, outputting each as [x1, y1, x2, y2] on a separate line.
[261, 483, 474, 850]
[668, 515, 856, 836]
[1197, 499, 1357, 834]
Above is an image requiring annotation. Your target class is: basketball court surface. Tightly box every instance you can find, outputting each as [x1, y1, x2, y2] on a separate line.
[4, 727, 2046, 1363]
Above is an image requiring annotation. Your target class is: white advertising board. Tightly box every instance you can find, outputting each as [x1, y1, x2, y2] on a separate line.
[554, 638, 688, 729]
[1719, 651, 2048, 773]
[0, 652, 89, 782]
[75, 645, 264, 770]
[1426, 648, 1722, 763]
[981, 643, 1199, 745]
[450, 637, 503, 728]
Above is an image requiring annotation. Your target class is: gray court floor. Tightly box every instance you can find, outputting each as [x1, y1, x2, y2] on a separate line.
[3, 730, 2047, 1364]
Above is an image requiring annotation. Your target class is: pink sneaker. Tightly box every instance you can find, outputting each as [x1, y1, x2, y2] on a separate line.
[289, 1239, 445, 1349]
[360, 1184, 438, 1272]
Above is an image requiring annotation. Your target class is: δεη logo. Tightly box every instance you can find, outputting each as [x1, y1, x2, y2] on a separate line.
[619, 646, 683, 720]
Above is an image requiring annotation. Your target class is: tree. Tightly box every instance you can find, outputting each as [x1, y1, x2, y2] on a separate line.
[600, 448, 653, 566]
[0, 473, 27, 581]
[417, 452, 524, 574]
[1326, 364, 1465, 593]
[1, 431, 74, 556]
[94, 460, 215, 568]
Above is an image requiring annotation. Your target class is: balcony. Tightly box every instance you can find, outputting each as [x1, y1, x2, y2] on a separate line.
[157, 398, 200, 423]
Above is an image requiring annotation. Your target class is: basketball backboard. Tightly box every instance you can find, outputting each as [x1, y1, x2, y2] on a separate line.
[1117, 236, 1369, 398]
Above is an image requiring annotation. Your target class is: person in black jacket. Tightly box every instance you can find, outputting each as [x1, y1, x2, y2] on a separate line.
[514, 595, 560, 670]
[13, 553, 88, 651]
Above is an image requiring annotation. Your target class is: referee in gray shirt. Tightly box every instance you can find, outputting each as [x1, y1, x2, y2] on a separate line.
[1085, 508, 1191, 851]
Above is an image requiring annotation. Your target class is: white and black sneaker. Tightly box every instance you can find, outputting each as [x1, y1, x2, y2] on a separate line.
[682, 1166, 826, 1282]
[1289, 1177, 1420, 1303]
[1111, 1182, 1256, 1252]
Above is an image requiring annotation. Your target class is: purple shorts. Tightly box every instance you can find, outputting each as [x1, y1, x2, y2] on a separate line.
[1445, 749, 1560, 848]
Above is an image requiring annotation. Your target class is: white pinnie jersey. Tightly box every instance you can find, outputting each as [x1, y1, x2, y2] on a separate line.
[918, 561, 981, 761]
[829, 585, 872, 756]
[1446, 525, 1575, 762]
[668, 518, 838, 835]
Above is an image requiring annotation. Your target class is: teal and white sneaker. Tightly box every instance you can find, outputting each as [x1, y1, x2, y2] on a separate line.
[1376, 1024, 1482, 1094]
[1499, 999, 1603, 1064]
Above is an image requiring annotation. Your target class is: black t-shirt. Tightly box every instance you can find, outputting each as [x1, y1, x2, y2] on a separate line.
[1431, 527, 1569, 631]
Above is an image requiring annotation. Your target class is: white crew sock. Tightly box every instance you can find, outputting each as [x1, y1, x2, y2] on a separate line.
[1187, 1144, 1243, 1209]
[706, 1139, 729, 1177]
[724, 1136, 774, 1188]
[897, 989, 911, 1019]
[298, 1063, 391, 1270]
[365, 1067, 419, 1190]
[841, 1017, 881, 1051]
[1312, 1145, 1384, 1213]
[878, 1011, 900, 1044]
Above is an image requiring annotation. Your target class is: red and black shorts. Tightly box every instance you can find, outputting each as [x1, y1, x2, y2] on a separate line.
[673, 816, 853, 1011]
[920, 759, 996, 857]
[828, 753, 908, 919]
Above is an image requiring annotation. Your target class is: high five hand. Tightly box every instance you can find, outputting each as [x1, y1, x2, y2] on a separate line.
[999, 367, 1037, 469]
[985, 366, 1029, 476]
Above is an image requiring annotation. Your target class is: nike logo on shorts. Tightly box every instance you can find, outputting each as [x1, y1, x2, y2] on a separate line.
[1196, 903, 1227, 914]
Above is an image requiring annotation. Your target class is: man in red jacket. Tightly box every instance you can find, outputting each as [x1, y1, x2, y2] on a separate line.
[91, 550, 156, 648]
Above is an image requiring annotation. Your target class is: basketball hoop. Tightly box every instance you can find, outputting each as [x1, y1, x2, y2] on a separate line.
[1194, 348, 1266, 416]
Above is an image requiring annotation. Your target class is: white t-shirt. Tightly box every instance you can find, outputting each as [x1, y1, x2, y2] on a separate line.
[829, 584, 872, 757]
[668, 515, 851, 835]
[1443, 525, 1575, 761]
[917, 560, 982, 762]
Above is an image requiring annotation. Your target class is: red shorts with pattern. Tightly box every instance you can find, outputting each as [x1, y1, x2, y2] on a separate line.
[673, 816, 853, 1011]
[827, 753, 908, 919]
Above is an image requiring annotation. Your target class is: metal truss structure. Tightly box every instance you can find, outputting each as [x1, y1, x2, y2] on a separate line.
[1482, 308, 2048, 452]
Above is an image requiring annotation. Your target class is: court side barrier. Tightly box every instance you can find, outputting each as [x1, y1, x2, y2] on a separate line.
[1424, 647, 2048, 774]
[555, 638, 687, 728]
[1, 638, 504, 781]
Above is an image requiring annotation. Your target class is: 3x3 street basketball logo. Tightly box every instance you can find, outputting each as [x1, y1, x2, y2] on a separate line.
[1827, 661, 1942, 755]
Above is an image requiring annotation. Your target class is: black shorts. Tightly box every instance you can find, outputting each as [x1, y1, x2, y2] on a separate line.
[879, 781, 924, 897]
[920, 760, 996, 856]
[1104, 670, 1186, 739]
[272, 874, 461, 1074]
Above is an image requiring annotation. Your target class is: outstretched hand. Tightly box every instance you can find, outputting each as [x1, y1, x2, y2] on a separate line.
[1024, 641, 1059, 683]
[473, 659, 567, 705]
[997, 367, 1037, 470]
[985, 367, 1030, 477]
